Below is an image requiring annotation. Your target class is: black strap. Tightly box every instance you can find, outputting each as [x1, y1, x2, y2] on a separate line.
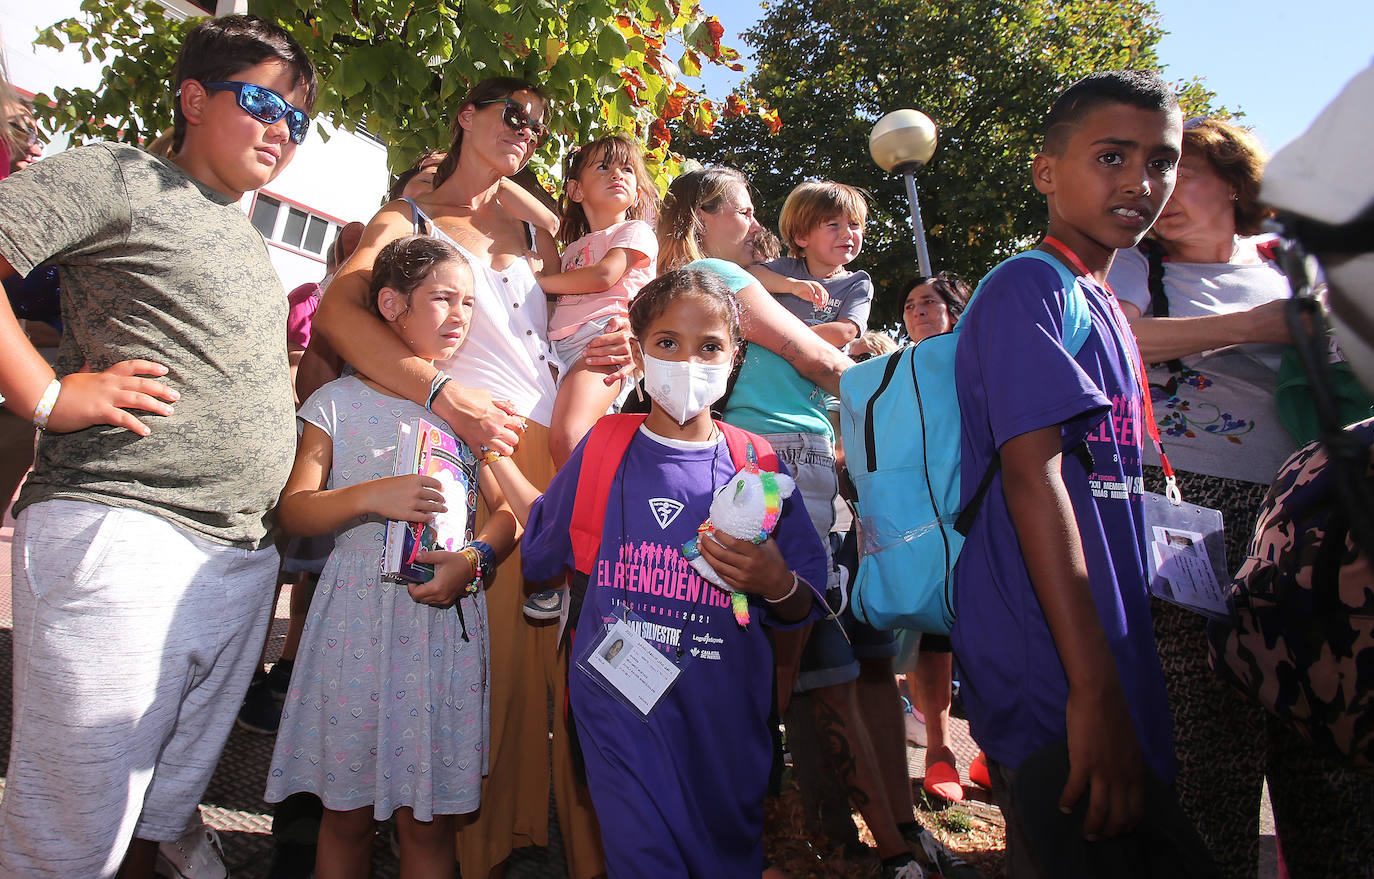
[862, 351, 906, 473]
[1142, 240, 1184, 374]
[523, 219, 537, 251]
[955, 443, 1094, 537]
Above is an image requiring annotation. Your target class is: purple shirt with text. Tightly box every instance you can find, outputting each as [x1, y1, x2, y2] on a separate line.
[522, 428, 826, 877]
[952, 257, 1175, 782]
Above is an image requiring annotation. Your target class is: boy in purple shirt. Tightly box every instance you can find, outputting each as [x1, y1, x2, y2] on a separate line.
[952, 71, 1183, 876]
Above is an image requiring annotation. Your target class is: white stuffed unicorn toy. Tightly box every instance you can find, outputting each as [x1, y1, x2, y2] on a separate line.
[681, 461, 796, 626]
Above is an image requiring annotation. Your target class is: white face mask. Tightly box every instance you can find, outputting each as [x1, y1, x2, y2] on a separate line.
[640, 347, 733, 426]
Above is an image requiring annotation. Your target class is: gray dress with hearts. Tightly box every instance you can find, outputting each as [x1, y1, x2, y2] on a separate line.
[264, 375, 489, 820]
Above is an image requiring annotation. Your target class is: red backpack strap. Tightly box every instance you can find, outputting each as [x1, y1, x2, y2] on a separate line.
[570, 413, 648, 576]
[716, 420, 778, 472]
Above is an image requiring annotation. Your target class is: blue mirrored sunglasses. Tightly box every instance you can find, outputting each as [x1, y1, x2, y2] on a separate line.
[201, 81, 310, 144]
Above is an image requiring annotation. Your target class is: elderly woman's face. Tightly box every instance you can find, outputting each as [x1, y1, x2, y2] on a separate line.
[903, 282, 953, 342]
[1152, 152, 1236, 245]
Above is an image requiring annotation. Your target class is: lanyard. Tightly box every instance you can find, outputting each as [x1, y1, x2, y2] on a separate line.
[1042, 237, 1182, 503]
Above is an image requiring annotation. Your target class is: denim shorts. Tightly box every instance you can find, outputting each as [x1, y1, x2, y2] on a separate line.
[795, 528, 898, 692]
[551, 313, 616, 373]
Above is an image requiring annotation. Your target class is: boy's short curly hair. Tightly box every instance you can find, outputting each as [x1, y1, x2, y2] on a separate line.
[1042, 70, 1179, 156]
[368, 235, 469, 318]
[172, 15, 317, 153]
[778, 181, 869, 258]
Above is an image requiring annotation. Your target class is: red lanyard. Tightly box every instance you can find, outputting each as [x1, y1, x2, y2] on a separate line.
[1042, 237, 1180, 501]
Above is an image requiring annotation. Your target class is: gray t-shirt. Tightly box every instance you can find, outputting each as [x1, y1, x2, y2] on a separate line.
[0, 143, 296, 546]
[764, 257, 873, 333]
[1108, 243, 1296, 485]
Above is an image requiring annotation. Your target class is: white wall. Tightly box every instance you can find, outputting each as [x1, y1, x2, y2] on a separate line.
[0, 0, 390, 293]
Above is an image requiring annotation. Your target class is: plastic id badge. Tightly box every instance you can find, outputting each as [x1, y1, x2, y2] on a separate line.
[575, 608, 689, 720]
[1141, 491, 1232, 622]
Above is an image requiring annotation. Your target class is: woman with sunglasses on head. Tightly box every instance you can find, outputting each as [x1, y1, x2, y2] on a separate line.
[314, 78, 613, 879]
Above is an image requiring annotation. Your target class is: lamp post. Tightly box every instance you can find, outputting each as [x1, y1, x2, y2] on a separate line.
[869, 110, 938, 276]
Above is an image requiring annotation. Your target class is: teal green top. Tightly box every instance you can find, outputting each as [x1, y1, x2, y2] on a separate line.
[685, 259, 833, 440]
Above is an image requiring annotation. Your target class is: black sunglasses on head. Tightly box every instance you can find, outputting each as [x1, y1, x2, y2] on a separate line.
[475, 98, 550, 147]
[198, 81, 311, 144]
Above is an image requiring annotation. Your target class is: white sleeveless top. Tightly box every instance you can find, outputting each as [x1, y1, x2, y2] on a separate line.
[407, 199, 558, 426]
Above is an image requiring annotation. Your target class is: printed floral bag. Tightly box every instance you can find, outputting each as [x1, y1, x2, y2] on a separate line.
[1208, 418, 1374, 773]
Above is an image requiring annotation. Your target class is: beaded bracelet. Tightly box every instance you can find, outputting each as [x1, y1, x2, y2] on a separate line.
[459, 545, 482, 594]
[425, 374, 451, 413]
[470, 539, 496, 583]
[33, 378, 61, 430]
[765, 572, 800, 604]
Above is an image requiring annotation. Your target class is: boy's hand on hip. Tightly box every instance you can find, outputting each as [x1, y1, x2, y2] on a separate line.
[1061, 680, 1146, 841]
[48, 359, 178, 437]
[698, 532, 792, 598]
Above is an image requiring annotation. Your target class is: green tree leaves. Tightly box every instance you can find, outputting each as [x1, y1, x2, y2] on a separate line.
[28, 0, 750, 191]
[677, 0, 1228, 329]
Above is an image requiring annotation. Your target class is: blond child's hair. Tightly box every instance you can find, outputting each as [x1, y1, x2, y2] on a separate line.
[778, 181, 869, 258]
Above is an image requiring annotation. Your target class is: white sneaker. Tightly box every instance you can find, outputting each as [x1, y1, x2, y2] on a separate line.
[155, 821, 228, 879]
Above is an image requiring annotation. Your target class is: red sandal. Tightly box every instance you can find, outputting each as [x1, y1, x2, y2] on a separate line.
[922, 759, 965, 803]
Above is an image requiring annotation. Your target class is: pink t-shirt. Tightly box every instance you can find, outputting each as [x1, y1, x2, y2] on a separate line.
[546, 219, 657, 341]
[286, 281, 322, 351]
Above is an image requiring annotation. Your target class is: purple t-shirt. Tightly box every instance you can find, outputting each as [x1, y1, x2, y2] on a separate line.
[522, 426, 826, 878]
[952, 256, 1174, 783]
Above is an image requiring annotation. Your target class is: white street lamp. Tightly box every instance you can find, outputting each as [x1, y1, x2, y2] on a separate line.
[870, 109, 938, 276]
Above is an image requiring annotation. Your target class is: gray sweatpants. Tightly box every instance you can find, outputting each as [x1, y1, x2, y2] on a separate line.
[0, 499, 278, 878]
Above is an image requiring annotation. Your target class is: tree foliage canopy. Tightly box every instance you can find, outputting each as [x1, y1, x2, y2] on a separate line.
[31, 0, 762, 186]
[677, 0, 1228, 330]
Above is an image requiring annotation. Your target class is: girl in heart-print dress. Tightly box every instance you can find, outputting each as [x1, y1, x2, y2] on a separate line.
[265, 235, 519, 875]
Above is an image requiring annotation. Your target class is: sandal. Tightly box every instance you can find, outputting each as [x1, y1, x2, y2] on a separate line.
[968, 750, 991, 789]
[922, 759, 964, 803]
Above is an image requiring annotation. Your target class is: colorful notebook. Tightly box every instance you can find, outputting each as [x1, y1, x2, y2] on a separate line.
[381, 418, 477, 583]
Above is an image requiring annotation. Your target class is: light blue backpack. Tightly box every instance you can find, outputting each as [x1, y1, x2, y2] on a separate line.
[838, 250, 1094, 633]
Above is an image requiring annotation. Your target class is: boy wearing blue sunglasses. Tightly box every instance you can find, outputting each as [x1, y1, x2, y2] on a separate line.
[0, 15, 316, 878]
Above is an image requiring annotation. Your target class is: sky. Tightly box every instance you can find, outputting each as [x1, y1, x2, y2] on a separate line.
[697, 0, 1373, 154]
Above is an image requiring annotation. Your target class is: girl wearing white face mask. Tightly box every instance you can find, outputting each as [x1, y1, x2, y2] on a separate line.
[480, 269, 828, 878]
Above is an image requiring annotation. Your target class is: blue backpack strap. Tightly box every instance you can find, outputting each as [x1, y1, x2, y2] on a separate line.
[1007, 249, 1094, 355]
[955, 249, 1097, 536]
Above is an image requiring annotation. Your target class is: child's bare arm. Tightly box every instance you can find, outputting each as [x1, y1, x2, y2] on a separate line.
[277, 422, 447, 537]
[1000, 424, 1145, 841]
[482, 454, 544, 526]
[745, 263, 829, 309]
[538, 247, 637, 296]
[810, 320, 860, 348]
[496, 177, 560, 238]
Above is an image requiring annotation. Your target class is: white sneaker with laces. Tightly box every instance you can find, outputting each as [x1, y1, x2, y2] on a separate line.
[155, 821, 228, 879]
[888, 859, 926, 879]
